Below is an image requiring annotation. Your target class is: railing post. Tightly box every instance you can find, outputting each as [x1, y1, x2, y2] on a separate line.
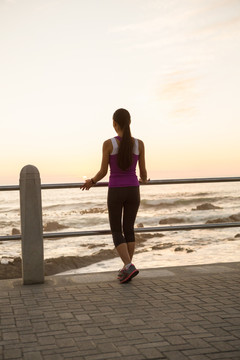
[20, 165, 44, 284]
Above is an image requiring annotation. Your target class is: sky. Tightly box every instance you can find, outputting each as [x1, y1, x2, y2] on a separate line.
[1, 0, 240, 184]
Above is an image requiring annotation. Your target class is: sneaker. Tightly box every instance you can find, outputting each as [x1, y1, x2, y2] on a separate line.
[117, 268, 133, 282]
[119, 264, 139, 284]
[117, 268, 124, 280]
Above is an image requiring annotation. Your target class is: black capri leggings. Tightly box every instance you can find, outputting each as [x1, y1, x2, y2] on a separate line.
[107, 186, 140, 248]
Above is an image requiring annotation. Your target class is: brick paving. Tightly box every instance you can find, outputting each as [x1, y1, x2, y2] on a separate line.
[0, 262, 240, 360]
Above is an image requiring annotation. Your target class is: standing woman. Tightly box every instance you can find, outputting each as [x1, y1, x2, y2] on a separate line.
[81, 108, 148, 283]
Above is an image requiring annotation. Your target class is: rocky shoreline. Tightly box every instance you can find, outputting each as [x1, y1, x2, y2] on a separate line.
[0, 250, 119, 280]
[0, 233, 164, 280]
[1, 222, 240, 280]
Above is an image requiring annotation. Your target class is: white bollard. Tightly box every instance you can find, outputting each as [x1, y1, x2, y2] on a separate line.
[20, 165, 44, 284]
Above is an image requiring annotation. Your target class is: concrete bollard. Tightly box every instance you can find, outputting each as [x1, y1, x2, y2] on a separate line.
[20, 165, 44, 284]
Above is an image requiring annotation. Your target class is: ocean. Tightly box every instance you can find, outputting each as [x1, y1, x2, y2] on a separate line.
[0, 181, 240, 274]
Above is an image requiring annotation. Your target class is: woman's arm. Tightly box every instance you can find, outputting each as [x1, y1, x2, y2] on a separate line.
[138, 140, 148, 184]
[81, 140, 111, 190]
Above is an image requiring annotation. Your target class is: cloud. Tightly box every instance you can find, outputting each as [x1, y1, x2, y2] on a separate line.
[111, 0, 240, 50]
[195, 15, 240, 40]
[111, 7, 196, 35]
[161, 73, 197, 97]
[189, 0, 240, 40]
[159, 71, 199, 120]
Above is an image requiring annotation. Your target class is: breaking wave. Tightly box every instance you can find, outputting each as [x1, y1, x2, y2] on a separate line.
[140, 196, 235, 209]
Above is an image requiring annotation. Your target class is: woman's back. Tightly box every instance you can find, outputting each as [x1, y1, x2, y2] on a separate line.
[109, 136, 139, 188]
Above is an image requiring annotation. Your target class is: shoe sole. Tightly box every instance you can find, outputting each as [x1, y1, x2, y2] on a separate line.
[118, 275, 132, 282]
[120, 269, 139, 284]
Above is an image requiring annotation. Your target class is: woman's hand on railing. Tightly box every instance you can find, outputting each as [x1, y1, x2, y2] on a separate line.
[80, 179, 94, 191]
[139, 178, 150, 185]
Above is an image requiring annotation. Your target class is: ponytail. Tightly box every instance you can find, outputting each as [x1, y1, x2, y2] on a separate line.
[113, 108, 133, 171]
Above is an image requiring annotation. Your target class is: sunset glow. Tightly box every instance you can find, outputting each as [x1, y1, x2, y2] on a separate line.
[1, 0, 240, 184]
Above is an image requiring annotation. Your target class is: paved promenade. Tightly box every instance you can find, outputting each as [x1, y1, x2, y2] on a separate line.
[0, 262, 240, 360]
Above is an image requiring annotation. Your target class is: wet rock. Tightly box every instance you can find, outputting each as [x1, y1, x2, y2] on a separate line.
[230, 214, 240, 221]
[186, 249, 194, 253]
[0, 257, 22, 280]
[44, 249, 119, 277]
[81, 243, 107, 249]
[136, 233, 164, 241]
[206, 213, 240, 224]
[80, 208, 107, 215]
[12, 228, 20, 235]
[134, 233, 164, 248]
[88, 243, 107, 249]
[43, 222, 67, 231]
[206, 218, 227, 224]
[159, 217, 185, 225]
[152, 243, 174, 250]
[192, 203, 222, 211]
[234, 234, 240, 238]
[174, 246, 185, 252]
[135, 248, 150, 254]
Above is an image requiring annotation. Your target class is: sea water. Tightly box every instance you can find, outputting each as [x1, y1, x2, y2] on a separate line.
[0, 182, 240, 273]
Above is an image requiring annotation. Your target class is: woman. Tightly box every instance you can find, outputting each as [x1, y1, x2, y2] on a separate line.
[81, 108, 148, 283]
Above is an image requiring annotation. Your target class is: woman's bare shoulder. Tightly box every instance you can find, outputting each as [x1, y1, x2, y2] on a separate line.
[103, 139, 113, 152]
[137, 139, 145, 151]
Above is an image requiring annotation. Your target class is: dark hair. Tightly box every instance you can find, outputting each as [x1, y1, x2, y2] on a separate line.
[113, 108, 133, 171]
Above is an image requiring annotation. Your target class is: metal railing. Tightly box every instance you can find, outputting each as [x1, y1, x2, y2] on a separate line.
[1, 176, 240, 191]
[1, 176, 240, 242]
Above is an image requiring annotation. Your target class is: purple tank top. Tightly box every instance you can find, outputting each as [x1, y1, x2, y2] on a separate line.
[108, 136, 139, 188]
